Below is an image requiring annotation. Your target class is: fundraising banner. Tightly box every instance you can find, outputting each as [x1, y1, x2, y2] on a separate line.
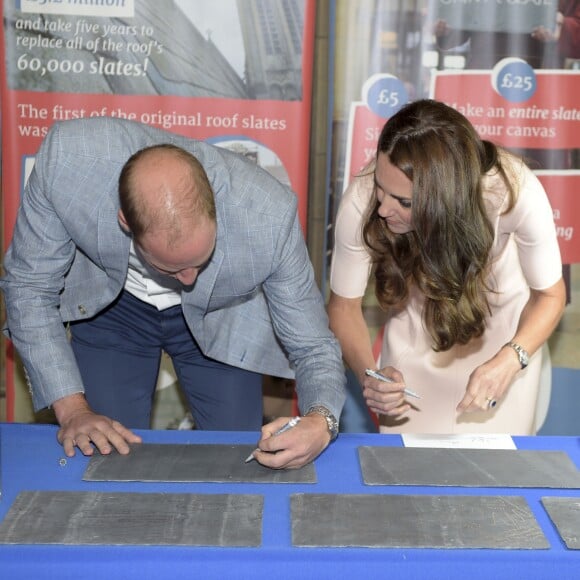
[330, 0, 580, 264]
[1, 0, 316, 421]
[431, 67, 579, 150]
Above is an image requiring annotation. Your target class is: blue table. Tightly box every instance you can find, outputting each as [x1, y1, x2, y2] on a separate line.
[1, 423, 580, 579]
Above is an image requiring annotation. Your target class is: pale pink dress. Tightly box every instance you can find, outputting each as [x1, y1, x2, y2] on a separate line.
[330, 157, 562, 435]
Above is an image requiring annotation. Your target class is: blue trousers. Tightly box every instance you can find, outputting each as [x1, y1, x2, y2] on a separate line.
[69, 291, 263, 430]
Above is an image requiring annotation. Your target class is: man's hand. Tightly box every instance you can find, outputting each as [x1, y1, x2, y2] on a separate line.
[53, 393, 142, 457]
[250, 415, 331, 469]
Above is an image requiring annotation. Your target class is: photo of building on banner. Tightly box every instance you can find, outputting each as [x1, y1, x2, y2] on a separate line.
[1, 0, 316, 422]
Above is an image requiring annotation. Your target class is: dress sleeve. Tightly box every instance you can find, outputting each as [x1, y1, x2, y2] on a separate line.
[329, 174, 374, 298]
[499, 159, 563, 290]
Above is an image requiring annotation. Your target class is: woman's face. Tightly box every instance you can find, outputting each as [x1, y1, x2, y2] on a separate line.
[374, 152, 414, 234]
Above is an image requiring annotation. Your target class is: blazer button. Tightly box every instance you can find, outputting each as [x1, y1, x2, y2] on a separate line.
[78, 305, 87, 315]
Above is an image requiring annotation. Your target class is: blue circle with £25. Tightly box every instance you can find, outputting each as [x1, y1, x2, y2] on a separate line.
[363, 74, 408, 119]
[492, 58, 537, 103]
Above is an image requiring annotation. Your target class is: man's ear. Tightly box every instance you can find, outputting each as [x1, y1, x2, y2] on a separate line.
[118, 209, 131, 233]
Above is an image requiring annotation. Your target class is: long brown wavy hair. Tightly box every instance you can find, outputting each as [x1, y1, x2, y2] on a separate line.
[362, 99, 517, 352]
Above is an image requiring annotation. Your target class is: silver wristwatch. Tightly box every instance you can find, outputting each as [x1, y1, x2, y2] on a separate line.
[505, 341, 529, 369]
[306, 406, 339, 441]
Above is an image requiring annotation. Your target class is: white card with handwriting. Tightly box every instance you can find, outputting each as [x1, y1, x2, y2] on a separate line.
[402, 433, 516, 450]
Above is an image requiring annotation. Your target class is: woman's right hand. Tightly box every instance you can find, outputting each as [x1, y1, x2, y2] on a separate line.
[361, 366, 411, 418]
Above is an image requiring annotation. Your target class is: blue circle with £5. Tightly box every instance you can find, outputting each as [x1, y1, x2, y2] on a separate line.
[494, 59, 537, 103]
[365, 75, 408, 119]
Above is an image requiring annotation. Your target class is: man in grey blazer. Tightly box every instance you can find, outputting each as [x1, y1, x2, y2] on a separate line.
[1, 117, 346, 469]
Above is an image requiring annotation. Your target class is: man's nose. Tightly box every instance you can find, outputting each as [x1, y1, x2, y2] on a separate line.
[175, 268, 197, 286]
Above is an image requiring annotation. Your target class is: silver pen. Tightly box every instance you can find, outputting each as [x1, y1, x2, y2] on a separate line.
[365, 368, 421, 399]
[244, 416, 302, 463]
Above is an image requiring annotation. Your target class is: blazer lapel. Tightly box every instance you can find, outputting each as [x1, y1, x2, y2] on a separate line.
[181, 248, 224, 319]
[97, 200, 131, 286]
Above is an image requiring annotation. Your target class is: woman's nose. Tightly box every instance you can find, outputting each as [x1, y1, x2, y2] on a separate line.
[377, 198, 392, 218]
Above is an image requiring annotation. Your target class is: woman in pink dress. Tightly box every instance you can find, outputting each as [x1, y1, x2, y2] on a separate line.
[328, 99, 566, 435]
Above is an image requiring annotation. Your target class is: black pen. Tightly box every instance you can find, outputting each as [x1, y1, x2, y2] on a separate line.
[244, 416, 301, 463]
[365, 368, 421, 399]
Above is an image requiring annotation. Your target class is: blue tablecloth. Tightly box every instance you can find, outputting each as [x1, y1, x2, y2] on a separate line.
[1, 423, 579, 579]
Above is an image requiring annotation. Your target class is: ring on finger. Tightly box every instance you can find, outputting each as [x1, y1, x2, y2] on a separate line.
[485, 397, 497, 409]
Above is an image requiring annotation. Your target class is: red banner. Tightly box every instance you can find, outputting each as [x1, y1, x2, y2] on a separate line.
[432, 70, 580, 150]
[1, 0, 316, 421]
[3, 92, 312, 243]
[538, 171, 580, 264]
[344, 102, 384, 181]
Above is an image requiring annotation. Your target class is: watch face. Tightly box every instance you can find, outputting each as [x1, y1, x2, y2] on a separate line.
[520, 350, 529, 367]
[508, 342, 528, 369]
[307, 406, 339, 439]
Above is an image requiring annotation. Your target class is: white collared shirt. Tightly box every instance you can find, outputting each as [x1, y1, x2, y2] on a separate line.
[124, 240, 182, 310]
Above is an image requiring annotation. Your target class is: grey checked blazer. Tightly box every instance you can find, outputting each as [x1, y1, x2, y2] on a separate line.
[1, 117, 346, 418]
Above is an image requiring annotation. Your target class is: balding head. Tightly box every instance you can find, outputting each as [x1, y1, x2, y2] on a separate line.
[118, 144, 216, 246]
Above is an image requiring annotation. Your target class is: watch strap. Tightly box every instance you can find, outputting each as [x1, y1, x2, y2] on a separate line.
[505, 341, 529, 369]
[306, 405, 339, 441]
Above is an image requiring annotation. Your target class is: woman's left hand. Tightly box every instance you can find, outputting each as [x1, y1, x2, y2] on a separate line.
[456, 346, 522, 413]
